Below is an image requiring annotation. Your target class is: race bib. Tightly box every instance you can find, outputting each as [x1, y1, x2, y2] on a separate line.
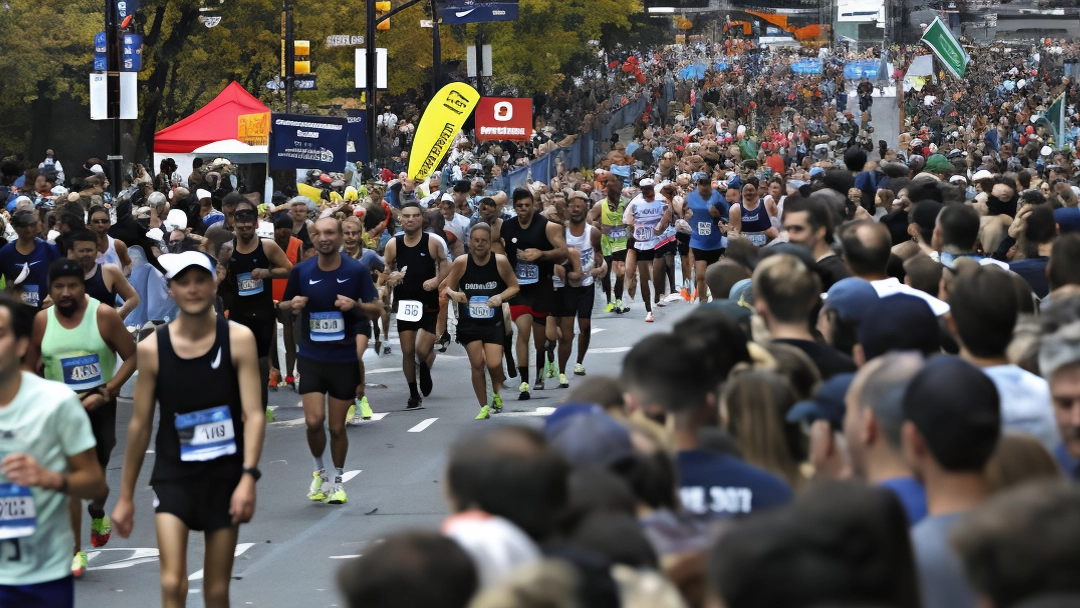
[236, 272, 264, 296]
[746, 232, 767, 247]
[553, 273, 564, 289]
[633, 226, 655, 241]
[515, 261, 539, 285]
[397, 299, 423, 322]
[0, 483, 36, 540]
[697, 221, 712, 236]
[175, 405, 237, 462]
[468, 296, 495, 319]
[309, 311, 345, 341]
[19, 286, 39, 306]
[608, 227, 627, 240]
[60, 353, 102, 390]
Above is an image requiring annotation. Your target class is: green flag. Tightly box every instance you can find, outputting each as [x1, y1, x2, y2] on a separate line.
[920, 17, 969, 80]
[1047, 92, 1066, 146]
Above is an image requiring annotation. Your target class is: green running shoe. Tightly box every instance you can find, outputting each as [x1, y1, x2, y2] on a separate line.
[72, 552, 87, 578]
[574, 364, 586, 376]
[358, 396, 373, 420]
[345, 402, 357, 422]
[558, 373, 569, 388]
[605, 301, 615, 313]
[475, 405, 491, 420]
[545, 361, 557, 379]
[90, 515, 111, 548]
[491, 393, 503, 412]
[323, 483, 348, 505]
[307, 470, 328, 502]
[518, 382, 531, 400]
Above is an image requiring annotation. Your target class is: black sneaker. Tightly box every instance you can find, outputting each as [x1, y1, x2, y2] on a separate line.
[407, 396, 422, 409]
[418, 362, 433, 397]
[534, 377, 545, 391]
[436, 332, 451, 353]
[383, 345, 392, 355]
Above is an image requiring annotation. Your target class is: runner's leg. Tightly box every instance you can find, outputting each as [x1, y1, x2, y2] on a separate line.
[695, 259, 709, 302]
[302, 393, 328, 467]
[283, 313, 297, 381]
[638, 260, 653, 313]
[513, 314, 533, 381]
[651, 256, 666, 303]
[577, 316, 592, 366]
[613, 260, 625, 303]
[155, 513, 190, 608]
[602, 255, 613, 304]
[485, 342, 505, 396]
[625, 249, 638, 299]
[558, 315, 575, 375]
[355, 335, 369, 400]
[465, 341, 487, 406]
[201, 525, 240, 608]
[68, 498, 82, 554]
[417, 328, 437, 369]
[327, 397, 351, 470]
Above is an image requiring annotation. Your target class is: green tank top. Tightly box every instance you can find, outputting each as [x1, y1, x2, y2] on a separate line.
[41, 297, 116, 391]
[600, 197, 628, 253]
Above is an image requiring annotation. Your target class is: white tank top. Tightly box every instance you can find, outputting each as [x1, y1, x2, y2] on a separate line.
[629, 198, 666, 250]
[565, 224, 595, 287]
[97, 235, 121, 267]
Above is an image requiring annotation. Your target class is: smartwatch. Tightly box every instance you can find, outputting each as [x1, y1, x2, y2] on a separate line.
[242, 467, 262, 483]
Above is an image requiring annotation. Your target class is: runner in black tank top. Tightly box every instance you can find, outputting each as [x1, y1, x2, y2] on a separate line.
[67, 229, 141, 320]
[494, 189, 568, 400]
[383, 202, 448, 408]
[111, 251, 265, 608]
[443, 223, 520, 419]
[84, 263, 116, 307]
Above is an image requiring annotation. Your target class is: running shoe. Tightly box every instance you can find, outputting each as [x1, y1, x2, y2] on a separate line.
[373, 337, 382, 355]
[436, 332, 451, 353]
[90, 515, 111, 548]
[655, 299, 666, 307]
[72, 552, 87, 578]
[665, 293, 683, 303]
[558, 373, 569, 388]
[475, 405, 491, 420]
[268, 369, 280, 391]
[285, 375, 297, 391]
[265, 408, 275, 423]
[383, 345, 392, 355]
[545, 361, 557, 379]
[518, 382, 531, 400]
[308, 471, 328, 502]
[614, 299, 624, 314]
[605, 301, 615, 313]
[358, 396, 373, 420]
[645, 312, 655, 323]
[323, 484, 348, 504]
[535, 377, 546, 391]
[346, 402, 357, 423]
[491, 393, 503, 413]
[407, 396, 422, 409]
[680, 285, 692, 301]
[418, 362, 433, 397]
[574, 363, 586, 376]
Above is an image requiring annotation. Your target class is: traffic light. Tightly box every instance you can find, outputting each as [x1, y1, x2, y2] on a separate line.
[376, 1, 390, 30]
[281, 40, 311, 76]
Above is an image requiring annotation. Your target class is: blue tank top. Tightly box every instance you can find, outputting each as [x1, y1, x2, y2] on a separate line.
[687, 190, 726, 251]
[739, 199, 772, 246]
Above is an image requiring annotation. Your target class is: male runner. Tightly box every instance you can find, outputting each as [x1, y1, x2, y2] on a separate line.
[492, 188, 568, 399]
[558, 193, 607, 384]
[442, 223, 520, 420]
[685, 175, 729, 301]
[588, 174, 629, 313]
[383, 202, 448, 409]
[24, 259, 137, 577]
[623, 178, 671, 323]
[280, 217, 380, 504]
[0, 293, 106, 608]
[87, 206, 131, 271]
[221, 201, 293, 422]
[65, 230, 139, 319]
[0, 210, 61, 308]
[729, 177, 777, 246]
[111, 251, 265, 608]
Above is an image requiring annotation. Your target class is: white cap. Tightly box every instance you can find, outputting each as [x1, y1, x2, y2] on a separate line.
[972, 169, 994, 181]
[164, 209, 188, 232]
[146, 228, 164, 242]
[159, 251, 217, 280]
[14, 195, 31, 206]
[50, 186, 68, 196]
[639, 178, 655, 188]
[1041, 145, 1053, 156]
[196, 189, 212, 200]
[148, 191, 167, 206]
[949, 175, 968, 184]
[90, 164, 105, 175]
[441, 192, 455, 203]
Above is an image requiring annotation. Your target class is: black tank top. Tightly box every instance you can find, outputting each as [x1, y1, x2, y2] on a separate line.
[85, 264, 116, 307]
[393, 232, 439, 310]
[500, 212, 554, 289]
[227, 238, 274, 321]
[458, 253, 506, 327]
[151, 315, 244, 482]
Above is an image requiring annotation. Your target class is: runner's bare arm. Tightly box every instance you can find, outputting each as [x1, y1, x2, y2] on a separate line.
[21, 309, 47, 374]
[263, 239, 295, 279]
[441, 255, 467, 292]
[494, 254, 520, 303]
[491, 219, 504, 255]
[99, 304, 137, 401]
[429, 237, 450, 286]
[590, 229, 608, 276]
[112, 335, 159, 538]
[729, 203, 743, 232]
[656, 205, 673, 233]
[540, 221, 569, 264]
[107, 264, 140, 320]
[229, 322, 264, 525]
[115, 239, 132, 272]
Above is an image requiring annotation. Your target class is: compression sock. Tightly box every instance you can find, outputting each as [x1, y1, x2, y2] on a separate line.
[408, 382, 420, 398]
[518, 366, 529, 381]
[615, 275, 624, 300]
[313, 456, 325, 472]
[335, 467, 344, 483]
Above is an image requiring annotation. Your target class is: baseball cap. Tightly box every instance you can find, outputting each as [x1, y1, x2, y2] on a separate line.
[902, 355, 1000, 471]
[857, 294, 940, 361]
[924, 154, 953, 174]
[972, 169, 994, 182]
[163, 209, 188, 233]
[1054, 208, 1080, 234]
[453, 180, 471, 193]
[11, 210, 37, 228]
[441, 192, 455, 203]
[196, 189, 212, 201]
[949, 174, 968, 185]
[544, 403, 633, 468]
[809, 166, 826, 179]
[159, 251, 217, 280]
[569, 190, 589, 202]
[786, 373, 855, 431]
[48, 258, 84, 285]
[89, 164, 105, 175]
[639, 178, 655, 188]
[823, 278, 880, 322]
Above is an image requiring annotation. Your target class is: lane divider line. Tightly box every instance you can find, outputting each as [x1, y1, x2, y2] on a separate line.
[407, 418, 438, 433]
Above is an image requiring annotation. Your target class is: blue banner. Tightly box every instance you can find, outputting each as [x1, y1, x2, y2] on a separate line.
[121, 33, 142, 72]
[268, 114, 349, 172]
[345, 109, 369, 164]
[791, 58, 823, 74]
[679, 62, 707, 80]
[94, 32, 106, 72]
[115, 0, 139, 21]
[843, 59, 879, 80]
[437, 0, 518, 24]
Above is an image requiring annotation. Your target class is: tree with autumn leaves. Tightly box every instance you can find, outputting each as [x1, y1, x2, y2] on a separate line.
[0, 0, 642, 163]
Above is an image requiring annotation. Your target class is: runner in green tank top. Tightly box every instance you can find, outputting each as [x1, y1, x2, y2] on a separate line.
[588, 173, 630, 313]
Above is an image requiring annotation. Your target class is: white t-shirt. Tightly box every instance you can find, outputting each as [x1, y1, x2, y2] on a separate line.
[0, 373, 95, 585]
[982, 364, 1061, 453]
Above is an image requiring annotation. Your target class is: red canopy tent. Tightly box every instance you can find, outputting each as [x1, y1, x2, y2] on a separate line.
[153, 81, 269, 153]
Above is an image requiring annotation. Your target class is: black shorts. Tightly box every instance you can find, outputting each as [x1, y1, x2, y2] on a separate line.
[233, 313, 276, 357]
[631, 247, 656, 261]
[611, 249, 627, 263]
[510, 282, 556, 316]
[87, 397, 117, 468]
[153, 472, 241, 532]
[298, 356, 361, 401]
[676, 232, 690, 256]
[561, 285, 596, 319]
[396, 312, 437, 335]
[656, 240, 677, 256]
[457, 323, 504, 345]
[691, 247, 725, 266]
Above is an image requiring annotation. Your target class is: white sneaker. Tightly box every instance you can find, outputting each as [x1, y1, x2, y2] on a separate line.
[664, 293, 683, 303]
[645, 312, 655, 323]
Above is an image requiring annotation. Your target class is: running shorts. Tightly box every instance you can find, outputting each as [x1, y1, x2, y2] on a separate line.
[633, 247, 656, 262]
[0, 576, 74, 608]
[87, 397, 117, 468]
[153, 472, 242, 532]
[611, 249, 627, 263]
[457, 323, 505, 346]
[297, 357, 361, 401]
[234, 314, 276, 358]
[691, 247, 725, 266]
[655, 240, 677, 257]
[676, 232, 690, 256]
[561, 285, 596, 319]
[396, 311, 437, 335]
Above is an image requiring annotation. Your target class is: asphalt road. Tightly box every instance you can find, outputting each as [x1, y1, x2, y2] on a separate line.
[77, 287, 690, 607]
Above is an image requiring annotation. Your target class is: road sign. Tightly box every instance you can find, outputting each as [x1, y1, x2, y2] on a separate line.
[121, 33, 142, 72]
[94, 31, 107, 71]
[294, 74, 317, 90]
[326, 35, 364, 47]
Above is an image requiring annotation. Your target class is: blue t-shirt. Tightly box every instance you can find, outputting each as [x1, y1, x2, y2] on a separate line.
[686, 189, 728, 251]
[358, 249, 385, 273]
[878, 476, 928, 526]
[202, 210, 225, 229]
[676, 449, 794, 520]
[1009, 257, 1049, 299]
[0, 239, 62, 307]
[281, 255, 378, 363]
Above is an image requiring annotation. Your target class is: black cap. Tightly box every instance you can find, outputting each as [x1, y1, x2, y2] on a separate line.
[453, 180, 471, 194]
[11, 210, 37, 228]
[49, 258, 85, 285]
[858, 295, 940, 360]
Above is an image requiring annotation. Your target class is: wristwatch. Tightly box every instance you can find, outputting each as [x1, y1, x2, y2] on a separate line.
[242, 467, 262, 483]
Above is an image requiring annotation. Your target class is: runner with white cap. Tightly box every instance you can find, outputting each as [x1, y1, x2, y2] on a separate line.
[622, 178, 671, 323]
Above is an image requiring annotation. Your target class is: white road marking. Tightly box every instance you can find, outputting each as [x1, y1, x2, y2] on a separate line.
[407, 418, 438, 432]
[328, 554, 362, 559]
[591, 327, 606, 334]
[189, 543, 255, 580]
[271, 412, 388, 428]
[588, 346, 632, 354]
[341, 470, 362, 483]
[498, 407, 556, 418]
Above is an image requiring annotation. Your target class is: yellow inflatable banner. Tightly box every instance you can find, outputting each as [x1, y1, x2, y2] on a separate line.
[408, 82, 480, 182]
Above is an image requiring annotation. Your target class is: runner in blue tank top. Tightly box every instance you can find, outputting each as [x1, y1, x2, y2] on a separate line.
[729, 177, 778, 247]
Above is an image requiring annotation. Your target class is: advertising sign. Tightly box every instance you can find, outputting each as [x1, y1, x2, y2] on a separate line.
[475, 97, 532, 141]
[268, 114, 348, 172]
[121, 34, 142, 72]
[345, 109, 369, 163]
[437, 0, 518, 25]
[238, 112, 270, 146]
[408, 82, 480, 181]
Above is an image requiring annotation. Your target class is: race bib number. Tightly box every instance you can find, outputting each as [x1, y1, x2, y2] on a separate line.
[633, 226, 655, 241]
[608, 227, 627, 240]
[0, 483, 36, 540]
[60, 353, 102, 391]
[236, 272, 264, 296]
[468, 296, 495, 319]
[309, 311, 345, 341]
[697, 221, 712, 236]
[515, 261, 539, 285]
[746, 232, 767, 247]
[19, 286, 39, 306]
[552, 273, 564, 289]
[397, 299, 423, 322]
[175, 405, 237, 462]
